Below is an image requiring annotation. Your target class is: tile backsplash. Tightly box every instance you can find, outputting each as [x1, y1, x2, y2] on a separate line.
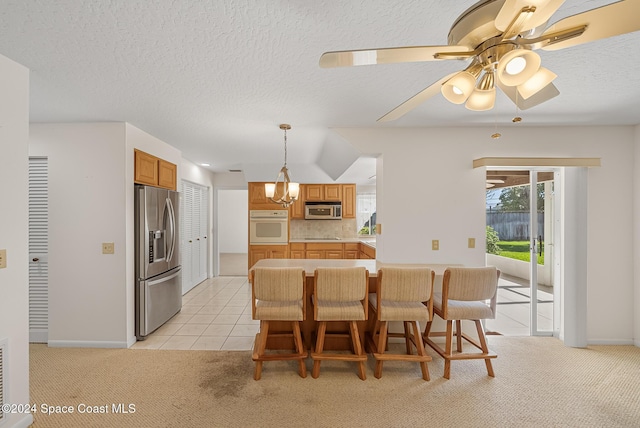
[290, 219, 357, 239]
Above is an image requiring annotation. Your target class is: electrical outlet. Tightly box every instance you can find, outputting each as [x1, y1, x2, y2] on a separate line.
[102, 243, 115, 254]
[468, 238, 476, 249]
[432, 240, 439, 251]
[0, 249, 6, 269]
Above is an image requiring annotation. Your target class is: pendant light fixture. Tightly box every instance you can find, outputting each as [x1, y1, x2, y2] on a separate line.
[265, 124, 299, 208]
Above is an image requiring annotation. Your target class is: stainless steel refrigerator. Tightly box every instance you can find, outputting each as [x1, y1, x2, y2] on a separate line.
[135, 184, 182, 340]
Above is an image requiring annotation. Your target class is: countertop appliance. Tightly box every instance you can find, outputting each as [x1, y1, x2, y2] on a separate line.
[135, 184, 182, 340]
[305, 201, 342, 220]
[250, 210, 288, 244]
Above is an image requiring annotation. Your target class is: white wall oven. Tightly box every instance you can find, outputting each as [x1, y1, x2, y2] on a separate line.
[249, 210, 288, 244]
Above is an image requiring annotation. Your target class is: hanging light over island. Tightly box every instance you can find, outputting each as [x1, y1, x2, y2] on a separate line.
[265, 123, 299, 208]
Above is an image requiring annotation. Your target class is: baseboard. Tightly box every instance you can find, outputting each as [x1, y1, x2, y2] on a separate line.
[7, 413, 33, 428]
[587, 339, 635, 346]
[47, 340, 129, 349]
[127, 336, 137, 348]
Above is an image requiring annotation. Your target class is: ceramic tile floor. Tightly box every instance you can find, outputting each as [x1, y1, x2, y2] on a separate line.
[131, 276, 259, 351]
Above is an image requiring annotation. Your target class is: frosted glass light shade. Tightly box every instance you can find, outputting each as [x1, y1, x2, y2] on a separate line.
[517, 67, 557, 99]
[265, 183, 276, 198]
[465, 88, 496, 111]
[288, 183, 300, 199]
[497, 50, 541, 87]
[441, 71, 477, 104]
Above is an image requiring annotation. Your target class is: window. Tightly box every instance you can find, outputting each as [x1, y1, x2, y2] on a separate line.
[357, 193, 376, 235]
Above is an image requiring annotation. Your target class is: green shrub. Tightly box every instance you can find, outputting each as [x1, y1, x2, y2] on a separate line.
[486, 226, 501, 255]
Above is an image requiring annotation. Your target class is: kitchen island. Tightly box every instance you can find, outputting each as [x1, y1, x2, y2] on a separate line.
[249, 259, 451, 350]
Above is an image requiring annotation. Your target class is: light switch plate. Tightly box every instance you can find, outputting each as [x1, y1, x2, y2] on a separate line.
[102, 243, 115, 254]
[0, 249, 6, 268]
[468, 238, 476, 249]
[432, 240, 439, 251]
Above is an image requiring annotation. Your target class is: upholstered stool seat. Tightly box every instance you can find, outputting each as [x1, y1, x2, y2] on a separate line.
[423, 266, 500, 379]
[311, 267, 369, 380]
[367, 267, 434, 380]
[251, 267, 307, 380]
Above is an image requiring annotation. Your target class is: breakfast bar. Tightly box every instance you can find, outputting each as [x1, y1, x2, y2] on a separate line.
[249, 259, 451, 350]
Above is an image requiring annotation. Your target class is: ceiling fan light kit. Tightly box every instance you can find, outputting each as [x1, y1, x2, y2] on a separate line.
[320, 0, 640, 121]
[496, 49, 541, 86]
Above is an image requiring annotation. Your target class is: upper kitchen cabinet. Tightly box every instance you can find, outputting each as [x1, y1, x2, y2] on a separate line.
[249, 181, 291, 210]
[342, 184, 356, 219]
[305, 184, 342, 201]
[290, 184, 305, 219]
[134, 149, 177, 190]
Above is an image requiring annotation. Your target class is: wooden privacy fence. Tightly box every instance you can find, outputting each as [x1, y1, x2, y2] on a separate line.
[486, 211, 544, 241]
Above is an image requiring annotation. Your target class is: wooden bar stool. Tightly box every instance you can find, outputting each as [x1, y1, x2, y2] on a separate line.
[251, 267, 307, 380]
[311, 267, 369, 380]
[367, 267, 434, 380]
[423, 266, 500, 379]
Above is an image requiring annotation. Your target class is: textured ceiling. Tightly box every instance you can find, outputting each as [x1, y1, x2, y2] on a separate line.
[1, 0, 639, 184]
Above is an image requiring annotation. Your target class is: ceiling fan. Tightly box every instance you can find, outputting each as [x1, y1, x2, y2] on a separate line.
[319, 0, 640, 121]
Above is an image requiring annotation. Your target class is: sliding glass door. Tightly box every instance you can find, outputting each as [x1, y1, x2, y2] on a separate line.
[486, 168, 558, 336]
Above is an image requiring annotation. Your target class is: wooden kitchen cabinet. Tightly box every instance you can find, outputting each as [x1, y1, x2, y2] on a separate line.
[248, 245, 289, 268]
[158, 159, 177, 190]
[359, 243, 376, 260]
[289, 243, 305, 259]
[290, 184, 305, 219]
[305, 184, 342, 201]
[342, 184, 356, 219]
[305, 242, 343, 259]
[134, 149, 177, 190]
[324, 184, 342, 201]
[343, 243, 360, 259]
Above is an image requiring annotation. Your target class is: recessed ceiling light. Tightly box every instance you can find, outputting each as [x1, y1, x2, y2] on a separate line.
[200, 163, 210, 167]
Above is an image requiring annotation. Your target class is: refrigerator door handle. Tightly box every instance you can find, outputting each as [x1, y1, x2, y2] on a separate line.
[165, 196, 176, 262]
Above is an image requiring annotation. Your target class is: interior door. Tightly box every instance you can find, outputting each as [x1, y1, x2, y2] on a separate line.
[180, 180, 209, 294]
[28, 157, 49, 343]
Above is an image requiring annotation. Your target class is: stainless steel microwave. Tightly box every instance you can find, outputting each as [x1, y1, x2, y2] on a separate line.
[305, 202, 342, 220]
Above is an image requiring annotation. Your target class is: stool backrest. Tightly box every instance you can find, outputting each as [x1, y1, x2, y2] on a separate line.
[444, 267, 500, 302]
[378, 267, 433, 302]
[314, 267, 368, 302]
[252, 267, 305, 302]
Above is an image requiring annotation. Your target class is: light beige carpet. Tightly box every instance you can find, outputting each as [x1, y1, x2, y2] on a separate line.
[29, 337, 640, 427]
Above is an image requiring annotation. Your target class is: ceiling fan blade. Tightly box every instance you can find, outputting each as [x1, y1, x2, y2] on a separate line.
[496, 0, 565, 35]
[541, 0, 640, 51]
[377, 73, 457, 122]
[319, 46, 472, 68]
[497, 80, 560, 110]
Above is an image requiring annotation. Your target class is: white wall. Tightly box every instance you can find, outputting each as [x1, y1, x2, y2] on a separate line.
[0, 53, 32, 428]
[30, 123, 129, 347]
[338, 125, 636, 345]
[218, 190, 248, 253]
[28, 122, 181, 348]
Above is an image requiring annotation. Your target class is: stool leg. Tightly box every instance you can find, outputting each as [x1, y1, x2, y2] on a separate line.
[404, 321, 412, 355]
[444, 320, 453, 379]
[254, 320, 270, 381]
[475, 320, 495, 377]
[374, 321, 388, 379]
[292, 321, 307, 378]
[312, 321, 327, 379]
[456, 320, 463, 352]
[411, 321, 430, 381]
[349, 321, 366, 380]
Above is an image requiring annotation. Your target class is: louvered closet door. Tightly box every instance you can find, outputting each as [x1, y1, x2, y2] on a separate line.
[28, 157, 49, 343]
[181, 182, 194, 294]
[181, 181, 209, 294]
